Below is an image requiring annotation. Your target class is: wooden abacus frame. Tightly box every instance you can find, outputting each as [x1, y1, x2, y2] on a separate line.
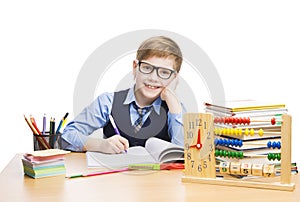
[182, 114, 295, 191]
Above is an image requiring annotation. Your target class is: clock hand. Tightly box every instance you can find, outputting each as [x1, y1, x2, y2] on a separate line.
[190, 129, 202, 149]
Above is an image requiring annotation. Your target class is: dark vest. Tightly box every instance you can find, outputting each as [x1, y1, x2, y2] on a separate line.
[103, 89, 171, 146]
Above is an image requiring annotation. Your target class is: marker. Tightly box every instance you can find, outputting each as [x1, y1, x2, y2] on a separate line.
[67, 168, 129, 178]
[56, 112, 69, 134]
[61, 112, 69, 128]
[109, 115, 127, 153]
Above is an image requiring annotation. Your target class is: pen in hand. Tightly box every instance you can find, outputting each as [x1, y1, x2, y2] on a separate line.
[109, 115, 127, 153]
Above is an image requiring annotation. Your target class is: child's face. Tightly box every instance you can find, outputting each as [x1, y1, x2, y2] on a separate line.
[133, 56, 176, 104]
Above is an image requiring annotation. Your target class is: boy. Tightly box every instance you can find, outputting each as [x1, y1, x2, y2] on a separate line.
[61, 36, 184, 153]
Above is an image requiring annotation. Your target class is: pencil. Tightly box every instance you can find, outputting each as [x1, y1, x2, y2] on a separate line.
[24, 115, 50, 149]
[67, 168, 129, 178]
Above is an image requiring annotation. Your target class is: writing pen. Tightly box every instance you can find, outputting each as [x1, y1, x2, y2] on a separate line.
[109, 115, 127, 152]
[109, 114, 120, 134]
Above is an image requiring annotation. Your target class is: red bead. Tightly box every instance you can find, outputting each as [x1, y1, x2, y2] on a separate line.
[271, 118, 276, 125]
[233, 117, 237, 124]
[246, 117, 250, 125]
[221, 117, 225, 124]
[225, 117, 229, 124]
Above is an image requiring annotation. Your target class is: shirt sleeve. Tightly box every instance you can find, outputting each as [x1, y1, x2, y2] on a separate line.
[61, 92, 113, 151]
[167, 103, 186, 147]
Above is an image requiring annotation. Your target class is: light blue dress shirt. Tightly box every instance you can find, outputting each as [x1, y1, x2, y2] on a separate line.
[61, 87, 184, 151]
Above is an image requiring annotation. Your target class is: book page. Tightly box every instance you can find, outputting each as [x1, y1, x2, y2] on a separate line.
[86, 146, 156, 169]
[145, 137, 184, 163]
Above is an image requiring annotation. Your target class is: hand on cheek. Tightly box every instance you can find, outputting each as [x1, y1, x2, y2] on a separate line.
[160, 75, 181, 114]
[161, 75, 178, 101]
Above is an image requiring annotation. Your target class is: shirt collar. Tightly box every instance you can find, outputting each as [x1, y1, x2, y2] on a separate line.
[123, 86, 162, 115]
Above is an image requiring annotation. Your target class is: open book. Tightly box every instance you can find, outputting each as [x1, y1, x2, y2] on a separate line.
[86, 137, 184, 169]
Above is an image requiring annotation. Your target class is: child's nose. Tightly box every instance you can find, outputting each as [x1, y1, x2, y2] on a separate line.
[148, 69, 159, 80]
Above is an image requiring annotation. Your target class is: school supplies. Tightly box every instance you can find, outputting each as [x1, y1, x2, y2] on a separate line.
[24, 113, 69, 150]
[86, 137, 184, 169]
[22, 149, 70, 178]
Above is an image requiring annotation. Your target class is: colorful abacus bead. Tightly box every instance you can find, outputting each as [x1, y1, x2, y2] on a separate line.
[267, 141, 281, 149]
[267, 153, 281, 161]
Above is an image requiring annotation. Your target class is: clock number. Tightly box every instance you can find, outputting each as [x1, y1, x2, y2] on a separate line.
[203, 161, 207, 169]
[207, 131, 211, 140]
[188, 121, 194, 129]
[196, 118, 201, 127]
[186, 131, 193, 139]
[186, 153, 191, 160]
[191, 160, 195, 168]
[185, 143, 190, 150]
[198, 164, 202, 172]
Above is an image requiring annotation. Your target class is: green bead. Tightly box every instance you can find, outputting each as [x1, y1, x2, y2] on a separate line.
[219, 150, 223, 157]
[277, 153, 281, 161]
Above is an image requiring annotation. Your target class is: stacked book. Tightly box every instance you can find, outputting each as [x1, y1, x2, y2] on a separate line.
[205, 100, 287, 164]
[22, 149, 70, 178]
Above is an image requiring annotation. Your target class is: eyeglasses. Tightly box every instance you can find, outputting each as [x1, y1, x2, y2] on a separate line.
[138, 61, 176, 79]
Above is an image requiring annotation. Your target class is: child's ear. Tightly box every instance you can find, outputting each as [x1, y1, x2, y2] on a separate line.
[132, 60, 138, 78]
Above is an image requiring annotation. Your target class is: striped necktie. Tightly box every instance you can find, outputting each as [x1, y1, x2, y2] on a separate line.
[133, 103, 152, 133]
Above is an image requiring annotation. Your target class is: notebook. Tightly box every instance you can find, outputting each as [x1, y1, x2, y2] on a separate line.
[86, 137, 184, 169]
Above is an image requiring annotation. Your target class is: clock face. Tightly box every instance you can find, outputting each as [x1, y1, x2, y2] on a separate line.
[184, 113, 216, 178]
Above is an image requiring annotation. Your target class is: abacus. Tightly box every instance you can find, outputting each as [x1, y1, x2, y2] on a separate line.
[182, 113, 295, 191]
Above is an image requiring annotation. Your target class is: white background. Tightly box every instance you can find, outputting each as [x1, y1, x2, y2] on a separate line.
[0, 0, 299, 172]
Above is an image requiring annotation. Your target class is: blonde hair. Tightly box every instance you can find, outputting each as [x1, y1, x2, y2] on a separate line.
[136, 36, 183, 72]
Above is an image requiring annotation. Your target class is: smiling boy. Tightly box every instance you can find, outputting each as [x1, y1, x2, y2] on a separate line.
[61, 36, 184, 153]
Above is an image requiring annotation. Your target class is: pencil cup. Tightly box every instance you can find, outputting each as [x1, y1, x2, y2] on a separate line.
[33, 132, 62, 150]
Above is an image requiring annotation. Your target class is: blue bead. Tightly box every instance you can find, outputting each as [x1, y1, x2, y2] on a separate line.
[223, 139, 228, 146]
[267, 141, 272, 148]
[272, 141, 277, 149]
[219, 139, 224, 146]
[215, 139, 219, 146]
[277, 141, 281, 149]
[239, 140, 243, 147]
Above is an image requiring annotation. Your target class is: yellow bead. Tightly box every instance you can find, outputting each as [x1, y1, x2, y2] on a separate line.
[234, 128, 239, 136]
[239, 128, 243, 136]
[250, 128, 255, 136]
[258, 129, 264, 137]
[245, 128, 249, 136]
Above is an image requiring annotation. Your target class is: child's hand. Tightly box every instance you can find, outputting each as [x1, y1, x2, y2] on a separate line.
[101, 135, 129, 154]
[160, 75, 179, 101]
[160, 75, 181, 114]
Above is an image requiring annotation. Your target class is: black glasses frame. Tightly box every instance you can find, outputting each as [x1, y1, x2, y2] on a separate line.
[138, 61, 176, 79]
